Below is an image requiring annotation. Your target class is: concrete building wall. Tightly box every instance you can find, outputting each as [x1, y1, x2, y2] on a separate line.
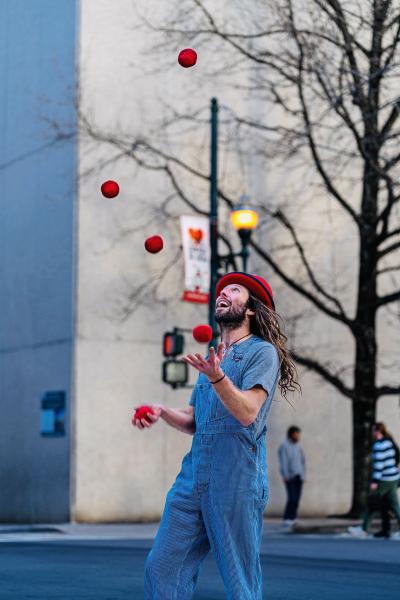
[0, 0, 77, 521]
[75, 0, 318, 521]
[74, 0, 400, 521]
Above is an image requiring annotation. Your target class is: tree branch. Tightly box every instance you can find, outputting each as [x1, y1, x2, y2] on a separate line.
[384, 148, 400, 172]
[250, 236, 355, 329]
[80, 111, 360, 329]
[378, 239, 400, 259]
[377, 265, 400, 275]
[375, 289, 400, 308]
[289, 12, 361, 225]
[383, 227, 400, 241]
[291, 351, 355, 399]
[380, 99, 400, 141]
[164, 165, 209, 216]
[376, 385, 400, 397]
[191, 0, 299, 80]
[376, 176, 396, 242]
[118, 247, 183, 322]
[274, 208, 351, 320]
[382, 9, 400, 70]
[318, 0, 367, 110]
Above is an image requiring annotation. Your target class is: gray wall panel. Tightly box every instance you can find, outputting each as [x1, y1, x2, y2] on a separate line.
[0, 0, 77, 522]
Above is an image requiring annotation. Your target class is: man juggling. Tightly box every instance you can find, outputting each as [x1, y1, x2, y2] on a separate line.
[132, 272, 300, 600]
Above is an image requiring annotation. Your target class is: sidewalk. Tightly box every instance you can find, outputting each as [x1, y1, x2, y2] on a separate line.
[0, 517, 363, 542]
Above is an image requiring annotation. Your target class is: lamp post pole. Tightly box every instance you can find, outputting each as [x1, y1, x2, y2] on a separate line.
[237, 228, 252, 272]
[207, 100, 258, 348]
[208, 97, 219, 350]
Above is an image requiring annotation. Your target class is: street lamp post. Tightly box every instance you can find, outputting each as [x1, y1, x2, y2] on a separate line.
[164, 100, 260, 385]
[207, 101, 259, 349]
[237, 229, 251, 272]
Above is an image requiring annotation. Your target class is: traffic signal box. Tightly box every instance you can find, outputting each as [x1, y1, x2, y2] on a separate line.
[162, 329, 188, 388]
[163, 330, 185, 357]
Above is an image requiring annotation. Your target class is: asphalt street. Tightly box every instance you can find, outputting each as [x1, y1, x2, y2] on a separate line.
[0, 534, 399, 599]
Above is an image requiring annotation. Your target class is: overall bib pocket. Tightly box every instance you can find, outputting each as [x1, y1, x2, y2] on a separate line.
[195, 381, 213, 423]
[213, 353, 243, 419]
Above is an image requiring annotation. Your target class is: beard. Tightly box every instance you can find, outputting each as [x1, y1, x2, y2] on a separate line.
[215, 302, 248, 329]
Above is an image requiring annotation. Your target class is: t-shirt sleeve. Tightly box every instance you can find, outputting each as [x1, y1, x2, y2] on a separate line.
[241, 343, 280, 397]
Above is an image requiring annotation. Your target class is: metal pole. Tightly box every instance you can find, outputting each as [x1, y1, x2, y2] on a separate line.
[208, 98, 219, 350]
[238, 228, 251, 273]
[242, 247, 248, 273]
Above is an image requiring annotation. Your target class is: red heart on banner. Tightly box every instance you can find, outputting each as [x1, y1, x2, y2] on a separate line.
[189, 228, 203, 244]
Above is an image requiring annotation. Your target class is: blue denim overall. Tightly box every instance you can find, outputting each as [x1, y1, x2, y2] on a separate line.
[144, 336, 280, 600]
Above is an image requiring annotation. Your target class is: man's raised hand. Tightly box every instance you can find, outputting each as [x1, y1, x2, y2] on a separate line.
[182, 343, 224, 382]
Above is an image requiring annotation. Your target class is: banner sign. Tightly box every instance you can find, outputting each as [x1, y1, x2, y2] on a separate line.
[180, 215, 210, 304]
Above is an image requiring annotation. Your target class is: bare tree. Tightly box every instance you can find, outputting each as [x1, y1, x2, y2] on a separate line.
[80, 0, 400, 516]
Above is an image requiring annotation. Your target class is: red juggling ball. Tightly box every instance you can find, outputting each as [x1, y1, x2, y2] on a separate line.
[192, 324, 213, 343]
[178, 48, 197, 68]
[134, 405, 155, 422]
[144, 235, 164, 253]
[101, 180, 120, 198]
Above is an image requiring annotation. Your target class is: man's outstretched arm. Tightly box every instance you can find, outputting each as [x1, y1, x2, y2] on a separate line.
[161, 406, 195, 435]
[132, 405, 195, 435]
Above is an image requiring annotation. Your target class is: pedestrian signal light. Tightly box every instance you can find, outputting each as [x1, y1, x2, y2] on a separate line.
[163, 330, 185, 357]
[162, 360, 189, 389]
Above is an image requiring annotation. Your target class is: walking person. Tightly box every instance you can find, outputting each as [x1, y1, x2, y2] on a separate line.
[278, 426, 305, 530]
[348, 422, 400, 538]
[132, 273, 300, 599]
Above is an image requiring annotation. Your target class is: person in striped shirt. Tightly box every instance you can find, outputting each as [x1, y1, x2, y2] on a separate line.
[348, 422, 400, 538]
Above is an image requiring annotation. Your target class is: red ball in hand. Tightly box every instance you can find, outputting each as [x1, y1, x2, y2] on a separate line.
[178, 48, 197, 68]
[101, 180, 120, 198]
[134, 405, 155, 422]
[144, 235, 164, 254]
[192, 324, 213, 343]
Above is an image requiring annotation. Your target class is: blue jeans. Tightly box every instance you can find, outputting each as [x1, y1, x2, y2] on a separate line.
[284, 475, 303, 520]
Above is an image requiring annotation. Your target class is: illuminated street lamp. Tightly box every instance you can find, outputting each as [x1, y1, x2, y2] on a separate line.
[230, 201, 259, 272]
[230, 205, 259, 231]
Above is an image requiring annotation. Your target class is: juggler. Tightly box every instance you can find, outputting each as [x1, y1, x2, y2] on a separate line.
[132, 272, 299, 599]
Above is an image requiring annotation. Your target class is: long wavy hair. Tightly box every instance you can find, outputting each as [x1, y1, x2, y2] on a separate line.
[246, 293, 301, 400]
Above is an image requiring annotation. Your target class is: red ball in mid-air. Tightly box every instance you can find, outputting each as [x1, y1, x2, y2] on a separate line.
[101, 180, 120, 198]
[192, 324, 213, 344]
[178, 48, 197, 68]
[133, 405, 155, 422]
[144, 235, 164, 254]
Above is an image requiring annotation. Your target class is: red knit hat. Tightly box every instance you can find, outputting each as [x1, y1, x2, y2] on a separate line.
[216, 272, 275, 310]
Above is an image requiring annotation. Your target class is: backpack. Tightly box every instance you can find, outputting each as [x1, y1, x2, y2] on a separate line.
[391, 438, 400, 466]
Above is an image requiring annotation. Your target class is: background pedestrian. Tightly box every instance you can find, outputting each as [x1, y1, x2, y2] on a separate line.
[278, 425, 306, 530]
[348, 422, 400, 538]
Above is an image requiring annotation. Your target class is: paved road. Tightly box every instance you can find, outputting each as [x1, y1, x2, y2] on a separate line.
[0, 534, 399, 599]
